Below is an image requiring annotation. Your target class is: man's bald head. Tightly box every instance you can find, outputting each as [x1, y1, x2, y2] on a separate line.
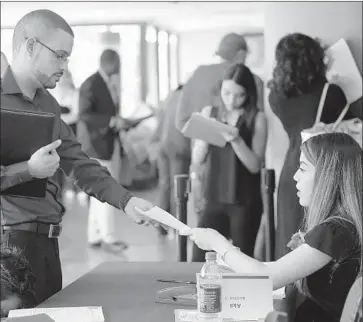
[13, 9, 74, 54]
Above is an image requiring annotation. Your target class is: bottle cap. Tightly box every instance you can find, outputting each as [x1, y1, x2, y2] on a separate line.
[205, 252, 217, 261]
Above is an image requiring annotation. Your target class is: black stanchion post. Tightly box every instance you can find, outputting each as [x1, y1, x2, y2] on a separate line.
[174, 174, 190, 262]
[262, 169, 276, 262]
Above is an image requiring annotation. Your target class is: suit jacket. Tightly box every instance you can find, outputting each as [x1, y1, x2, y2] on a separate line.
[77, 72, 118, 160]
[175, 61, 264, 131]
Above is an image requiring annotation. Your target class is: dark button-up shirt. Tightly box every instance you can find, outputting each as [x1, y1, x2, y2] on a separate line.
[0, 68, 133, 225]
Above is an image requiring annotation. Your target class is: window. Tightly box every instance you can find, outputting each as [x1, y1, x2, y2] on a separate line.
[145, 25, 159, 107]
[70, 24, 141, 117]
[157, 30, 169, 101]
[169, 34, 179, 91]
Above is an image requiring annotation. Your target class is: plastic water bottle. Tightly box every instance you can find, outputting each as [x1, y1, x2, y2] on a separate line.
[197, 252, 222, 322]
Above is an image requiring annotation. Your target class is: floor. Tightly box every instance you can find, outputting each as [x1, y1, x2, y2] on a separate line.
[59, 185, 198, 288]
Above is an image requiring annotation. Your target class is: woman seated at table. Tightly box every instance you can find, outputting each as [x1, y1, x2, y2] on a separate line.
[182, 132, 362, 322]
[1, 245, 36, 318]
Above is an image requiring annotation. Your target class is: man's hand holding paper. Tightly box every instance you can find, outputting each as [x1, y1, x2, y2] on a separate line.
[135, 206, 191, 234]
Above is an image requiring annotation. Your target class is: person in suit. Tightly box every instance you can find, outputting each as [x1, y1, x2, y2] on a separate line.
[175, 32, 264, 133]
[77, 49, 128, 253]
[1, 52, 9, 79]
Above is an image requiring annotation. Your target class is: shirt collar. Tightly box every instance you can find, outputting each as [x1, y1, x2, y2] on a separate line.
[1, 66, 47, 102]
[98, 68, 110, 84]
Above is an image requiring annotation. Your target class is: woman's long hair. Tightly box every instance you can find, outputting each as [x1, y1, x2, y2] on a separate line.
[296, 133, 362, 294]
[217, 63, 258, 132]
[267, 33, 327, 99]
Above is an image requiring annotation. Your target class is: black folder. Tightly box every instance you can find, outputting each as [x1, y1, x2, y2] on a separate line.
[0, 108, 56, 198]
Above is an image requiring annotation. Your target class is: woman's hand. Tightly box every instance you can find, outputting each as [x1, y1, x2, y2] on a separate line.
[180, 228, 232, 254]
[287, 230, 306, 250]
[221, 131, 239, 143]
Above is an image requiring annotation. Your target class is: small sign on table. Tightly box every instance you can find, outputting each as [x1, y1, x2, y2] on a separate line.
[221, 274, 273, 320]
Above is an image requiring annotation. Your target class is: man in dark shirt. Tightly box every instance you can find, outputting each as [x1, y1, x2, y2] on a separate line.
[0, 9, 154, 305]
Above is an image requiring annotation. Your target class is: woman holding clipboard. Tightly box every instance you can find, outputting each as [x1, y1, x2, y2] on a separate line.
[191, 63, 267, 261]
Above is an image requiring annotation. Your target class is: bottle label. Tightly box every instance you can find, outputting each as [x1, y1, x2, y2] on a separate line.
[199, 284, 222, 314]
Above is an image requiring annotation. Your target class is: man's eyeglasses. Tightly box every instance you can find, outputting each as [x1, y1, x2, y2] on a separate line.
[28, 37, 69, 63]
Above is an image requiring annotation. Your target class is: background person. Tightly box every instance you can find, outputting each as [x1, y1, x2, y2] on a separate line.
[267, 33, 355, 260]
[175, 32, 264, 133]
[149, 84, 191, 236]
[190, 63, 267, 261]
[78, 49, 128, 253]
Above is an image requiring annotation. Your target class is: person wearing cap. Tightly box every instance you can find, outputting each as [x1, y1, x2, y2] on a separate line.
[175, 33, 264, 219]
[175, 32, 264, 132]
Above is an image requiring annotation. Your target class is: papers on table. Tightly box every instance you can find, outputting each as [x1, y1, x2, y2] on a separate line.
[174, 309, 267, 322]
[3, 314, 55, 322]
[8, 307, 104, 322]
[135, 206, 191, 233]
[326, 38, 362, 104]
[182, 113, 238, 147]
[174, 309, 199, 322]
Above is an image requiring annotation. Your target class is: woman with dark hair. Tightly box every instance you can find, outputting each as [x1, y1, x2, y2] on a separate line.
[267, 33, 354, 259]
[191, 63, 267, 261]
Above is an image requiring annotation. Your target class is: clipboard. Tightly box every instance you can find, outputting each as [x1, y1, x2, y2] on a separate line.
[0, 108, 56, 198]
[181, 113, 238, 147]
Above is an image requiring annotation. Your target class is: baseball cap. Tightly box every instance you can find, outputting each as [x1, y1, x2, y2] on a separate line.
[215, 33, 248, 61]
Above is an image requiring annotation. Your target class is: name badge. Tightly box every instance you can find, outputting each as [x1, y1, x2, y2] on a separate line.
[221, 274, 273, 320]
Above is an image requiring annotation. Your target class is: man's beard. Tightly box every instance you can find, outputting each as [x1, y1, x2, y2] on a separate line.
[34, 70, 57, 89]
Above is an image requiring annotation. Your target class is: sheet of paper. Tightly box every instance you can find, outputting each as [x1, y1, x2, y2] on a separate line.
[174, 309, 199, 322]
[326, 38, 362, 104]
[174, 309, 266, 322]
[8, 307, 104, 322]
[182, 113, 238, 148]
[136, 206, 191, 232]
[4, 314, 55, 322]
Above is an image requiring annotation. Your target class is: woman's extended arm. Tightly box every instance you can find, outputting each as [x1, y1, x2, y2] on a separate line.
[182, 228, 331, 290]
